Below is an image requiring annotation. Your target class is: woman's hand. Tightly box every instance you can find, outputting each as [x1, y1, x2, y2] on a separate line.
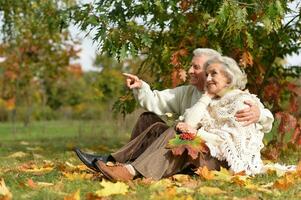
[176, 122, 197, 135]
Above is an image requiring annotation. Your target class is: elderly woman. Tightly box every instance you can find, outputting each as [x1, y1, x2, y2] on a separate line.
[95, 56, 273, 181]
[177, 56, 274, 175]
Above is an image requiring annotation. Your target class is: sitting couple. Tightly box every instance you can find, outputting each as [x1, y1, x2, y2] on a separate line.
[75, 48, 274, 181]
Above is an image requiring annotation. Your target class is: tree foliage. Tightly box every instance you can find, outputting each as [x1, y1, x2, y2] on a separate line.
[72, 0, 301, 145]
[0, 0, 79, 124]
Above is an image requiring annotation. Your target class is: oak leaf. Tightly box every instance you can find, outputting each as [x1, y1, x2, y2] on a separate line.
[240, 51, 253, 67]
[95, 180, 129, 197]
[171, 68, 187, 88]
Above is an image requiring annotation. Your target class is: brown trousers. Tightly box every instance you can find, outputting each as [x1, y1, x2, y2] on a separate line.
[111, 112, 227, 180]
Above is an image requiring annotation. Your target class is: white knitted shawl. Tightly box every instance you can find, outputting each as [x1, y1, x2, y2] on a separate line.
[198, 89, 265, 175]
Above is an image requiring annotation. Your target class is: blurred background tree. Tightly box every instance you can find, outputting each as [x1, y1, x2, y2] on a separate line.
[0, 0, 79, 125]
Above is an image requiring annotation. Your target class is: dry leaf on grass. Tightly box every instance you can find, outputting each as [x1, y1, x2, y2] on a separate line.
[62, 172, 93, 181]
[0, 179, 12, 200]
[95, 180, 129, 197]
[7, 151, 28, 158]
[273, 173, 295, 190]
[27, 179, 37, 189]
[18, 162, 54, 175]
[198, 186, 226, 195]
[149, 178, 173, 191]
[64, 189, 80, 200]
[212, 167, 233, 182]
[195, 166, 214, 180]
[231, 175, 250, 186]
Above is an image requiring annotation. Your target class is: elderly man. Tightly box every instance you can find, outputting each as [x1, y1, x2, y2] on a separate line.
[75, 48, 273, 180]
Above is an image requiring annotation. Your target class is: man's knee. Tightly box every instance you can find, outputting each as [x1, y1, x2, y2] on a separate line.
[139, 112, 160, 120]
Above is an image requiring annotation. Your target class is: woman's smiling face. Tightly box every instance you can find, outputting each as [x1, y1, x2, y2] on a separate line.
[205, 63, 230, 95]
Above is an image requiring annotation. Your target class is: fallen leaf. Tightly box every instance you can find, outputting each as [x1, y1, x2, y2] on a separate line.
[171, 174, 190, 182]
[195, 166, 214, 180]
[95, 180, 129, 197]
[273, 173, 295, 190]
[36, 182, 54, 187]
[212, 167, 232, 182]
[64, 189, 80, 200]
[149, 178, 173, 191]
[18, 162, 54, 175]
[26, 146, 43, 151]
[27, 179, 37, 189]
[0, 179, 12, 200]
[150, 187, 179, 200]
[62, 172, 93, 180]
[245, 184, 277, 195]
[198, 186, 226, 195]
[20, 141, 30, 145]
[7, 151, 28, 158]
[176, 187, 194, 194]
[231, 175, 250, 186]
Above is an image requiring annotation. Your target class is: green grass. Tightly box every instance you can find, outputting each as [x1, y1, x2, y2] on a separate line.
[0, 115, 300, 200]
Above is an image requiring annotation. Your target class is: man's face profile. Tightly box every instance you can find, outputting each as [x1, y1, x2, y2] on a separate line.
[188, 56, 207, 88]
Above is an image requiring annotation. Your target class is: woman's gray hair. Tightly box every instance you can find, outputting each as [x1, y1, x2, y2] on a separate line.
[193, 48, 221, 59]
[204, 56, 247, 90]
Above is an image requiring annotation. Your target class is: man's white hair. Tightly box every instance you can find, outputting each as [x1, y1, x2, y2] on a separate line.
[205, 56, 247, 90]
[193, 48, 221, 59]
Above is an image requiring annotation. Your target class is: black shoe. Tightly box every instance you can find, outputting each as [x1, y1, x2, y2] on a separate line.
[74, 147, 114, 172]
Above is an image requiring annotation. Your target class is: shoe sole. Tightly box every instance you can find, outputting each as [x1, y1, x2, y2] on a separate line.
[74, 149, 99, 172]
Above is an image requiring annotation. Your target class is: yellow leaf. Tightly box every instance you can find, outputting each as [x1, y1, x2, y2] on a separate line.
[0, 179, 12, 200]
[18, 162, 54, 175]
[195, 166, 214, 180]
[36, 182, 54, 187]
[7, 151, 28, 158]
[273, 173, 295, 190]
[212, 167, 232, 182]
[149, 178, 173, 191]
[19, 141, 30, 145]
[95, 180, 129, 197]
[5, 98, 15, 111]
[171, 174, 190, 182]
[245, 184, 279, 195]
[150, 187, 177, 200]
[231, 175, 250, 186]
[64, 189, 80, 200]
[62, 172, 93, 180]
[198, 186, 226, 195]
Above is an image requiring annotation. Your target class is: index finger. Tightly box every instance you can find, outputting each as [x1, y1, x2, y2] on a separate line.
[122, 73, 136, 79]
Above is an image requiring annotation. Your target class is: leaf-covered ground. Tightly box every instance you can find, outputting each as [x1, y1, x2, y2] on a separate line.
[0, 120, 300, 200]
